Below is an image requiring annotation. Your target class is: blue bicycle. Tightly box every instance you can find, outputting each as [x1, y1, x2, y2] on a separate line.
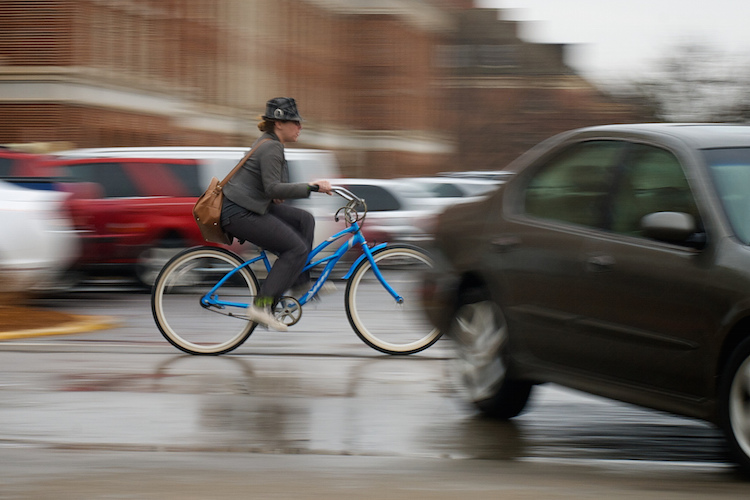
[151, 187, 439, 355]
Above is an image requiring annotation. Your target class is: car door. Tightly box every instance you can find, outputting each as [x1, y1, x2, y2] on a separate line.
[572, 142, 717, 398]
[494, 140, 627, 367]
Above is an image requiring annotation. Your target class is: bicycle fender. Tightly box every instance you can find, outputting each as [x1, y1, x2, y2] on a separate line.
[342, 243, 388, 279]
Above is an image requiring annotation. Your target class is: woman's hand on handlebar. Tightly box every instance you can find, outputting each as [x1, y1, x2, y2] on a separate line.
[311, 180, 333, 195]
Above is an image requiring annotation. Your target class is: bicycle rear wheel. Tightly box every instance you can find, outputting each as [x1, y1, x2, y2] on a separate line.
[151, 247, 259, 355]
[345, 244, 440, 355]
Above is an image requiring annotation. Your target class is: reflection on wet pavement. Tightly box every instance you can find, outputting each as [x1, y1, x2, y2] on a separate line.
[516, 388, 728, 465]
[0, 351, 728, 470]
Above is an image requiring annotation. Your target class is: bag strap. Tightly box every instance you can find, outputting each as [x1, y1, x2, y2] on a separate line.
[217, 138, 271, 187]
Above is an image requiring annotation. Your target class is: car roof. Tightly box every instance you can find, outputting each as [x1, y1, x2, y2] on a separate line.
[400, 177, 501, 186]
[336, 177, 497, 195]
[336, 178, 403, 187]
[573, 123, 750, 149]
[54, 146, 333, 159]
[46, 157, 197, 165]
[436, 170, 514, 180]
[337, 178, 395, 183]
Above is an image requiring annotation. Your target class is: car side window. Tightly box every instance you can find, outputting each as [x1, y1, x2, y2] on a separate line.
[65, 163, 140, 198]
[610, 144, 700, 237]
[524, 141, 624, 228]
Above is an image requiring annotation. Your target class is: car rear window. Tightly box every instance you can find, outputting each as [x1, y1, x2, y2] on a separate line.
[345, 185, 401, 211]
[525, 140, 625, 227]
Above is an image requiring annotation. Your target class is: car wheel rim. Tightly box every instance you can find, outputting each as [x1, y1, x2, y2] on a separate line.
[730, 355, 750, 459]
[451, 300, 507, 402]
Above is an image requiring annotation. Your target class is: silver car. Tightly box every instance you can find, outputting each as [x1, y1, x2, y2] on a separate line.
[336, 178, 439, 245]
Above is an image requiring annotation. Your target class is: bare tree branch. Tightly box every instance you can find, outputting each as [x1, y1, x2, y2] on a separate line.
[614, 43, 750, 122]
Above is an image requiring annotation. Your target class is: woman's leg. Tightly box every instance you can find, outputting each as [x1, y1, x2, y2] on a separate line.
[268, 203, 315, 288]
[223, 206, 311, 300]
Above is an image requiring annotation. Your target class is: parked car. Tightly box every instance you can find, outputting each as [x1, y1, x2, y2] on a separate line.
[421, 123, 750, 474]
[394, 177, 502, 208]
[50, 147, 344, 284]
[0, 179, 80, 294]
[336, 178, 439, 246]
[38, 157, 211, 286]
[337, 178, 499, 246]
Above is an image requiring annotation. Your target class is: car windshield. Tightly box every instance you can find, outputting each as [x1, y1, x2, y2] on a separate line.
[705, 148, 750, 244]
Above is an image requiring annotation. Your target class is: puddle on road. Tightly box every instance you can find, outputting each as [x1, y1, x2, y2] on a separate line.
[34, 355, 731, 468]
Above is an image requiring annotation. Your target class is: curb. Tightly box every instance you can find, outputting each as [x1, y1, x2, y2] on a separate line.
[0, 314, 121, 341]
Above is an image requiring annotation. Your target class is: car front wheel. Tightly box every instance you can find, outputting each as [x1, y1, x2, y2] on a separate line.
[135, 240, 186, 287]
[448, 289, 532, 419]
[720, 337, 750, 475]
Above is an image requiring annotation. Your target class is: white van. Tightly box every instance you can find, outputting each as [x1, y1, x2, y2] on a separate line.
[55, 146, 346, 253]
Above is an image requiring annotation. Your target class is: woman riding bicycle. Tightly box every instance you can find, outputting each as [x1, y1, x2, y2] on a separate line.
[221, 97, 332, 331]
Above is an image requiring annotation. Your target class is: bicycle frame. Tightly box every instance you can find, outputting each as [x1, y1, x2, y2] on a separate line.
[200, 219, 402, 313]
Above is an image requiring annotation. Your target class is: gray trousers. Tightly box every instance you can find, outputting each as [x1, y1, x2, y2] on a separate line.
[223, 203, 314, 300]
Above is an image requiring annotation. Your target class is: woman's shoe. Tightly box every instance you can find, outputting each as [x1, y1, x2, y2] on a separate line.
[246, 304, 287, 331]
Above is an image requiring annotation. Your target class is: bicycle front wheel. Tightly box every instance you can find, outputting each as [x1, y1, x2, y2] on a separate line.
[151, 247, 259, 355]
[345, 244, 440, 355]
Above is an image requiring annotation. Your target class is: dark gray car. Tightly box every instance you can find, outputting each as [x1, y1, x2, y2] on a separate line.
[421, 123, 750, 475]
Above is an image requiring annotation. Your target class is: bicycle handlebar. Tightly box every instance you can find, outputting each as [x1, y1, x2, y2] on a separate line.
[330, 185, 367, 224]
[330, 186, 361, 203]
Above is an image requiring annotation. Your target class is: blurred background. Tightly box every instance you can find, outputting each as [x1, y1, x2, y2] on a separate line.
[0, 0, 661, 179]
[4, 0, 748, 175]
[3, 0, 749, 175]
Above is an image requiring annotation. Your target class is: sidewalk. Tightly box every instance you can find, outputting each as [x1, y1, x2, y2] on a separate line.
[0, 305, 118, 340]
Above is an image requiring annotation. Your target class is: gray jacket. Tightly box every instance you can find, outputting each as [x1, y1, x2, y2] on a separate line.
[222, 132, 311, 215]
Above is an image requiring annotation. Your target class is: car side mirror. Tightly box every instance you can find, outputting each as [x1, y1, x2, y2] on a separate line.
[641, 212, 697, 244]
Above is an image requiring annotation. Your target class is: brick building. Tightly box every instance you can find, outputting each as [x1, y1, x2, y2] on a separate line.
[440, 9, 646, 171]
[0, 1, 645, 177]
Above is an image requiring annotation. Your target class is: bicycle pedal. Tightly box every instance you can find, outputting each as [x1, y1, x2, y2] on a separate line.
[274, 296, 303, 326]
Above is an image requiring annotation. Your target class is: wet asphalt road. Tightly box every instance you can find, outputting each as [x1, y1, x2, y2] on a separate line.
[0, 285, 749, 498]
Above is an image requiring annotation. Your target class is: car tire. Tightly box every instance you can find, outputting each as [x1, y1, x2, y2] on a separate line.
[719, 337, 750, 475]
[449, 288, 532, 419]
[135, 238, 186, 287]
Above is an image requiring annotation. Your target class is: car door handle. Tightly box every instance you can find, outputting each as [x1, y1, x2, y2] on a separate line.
[586, 254, 616, 272]
[490, 236, 520, 253]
